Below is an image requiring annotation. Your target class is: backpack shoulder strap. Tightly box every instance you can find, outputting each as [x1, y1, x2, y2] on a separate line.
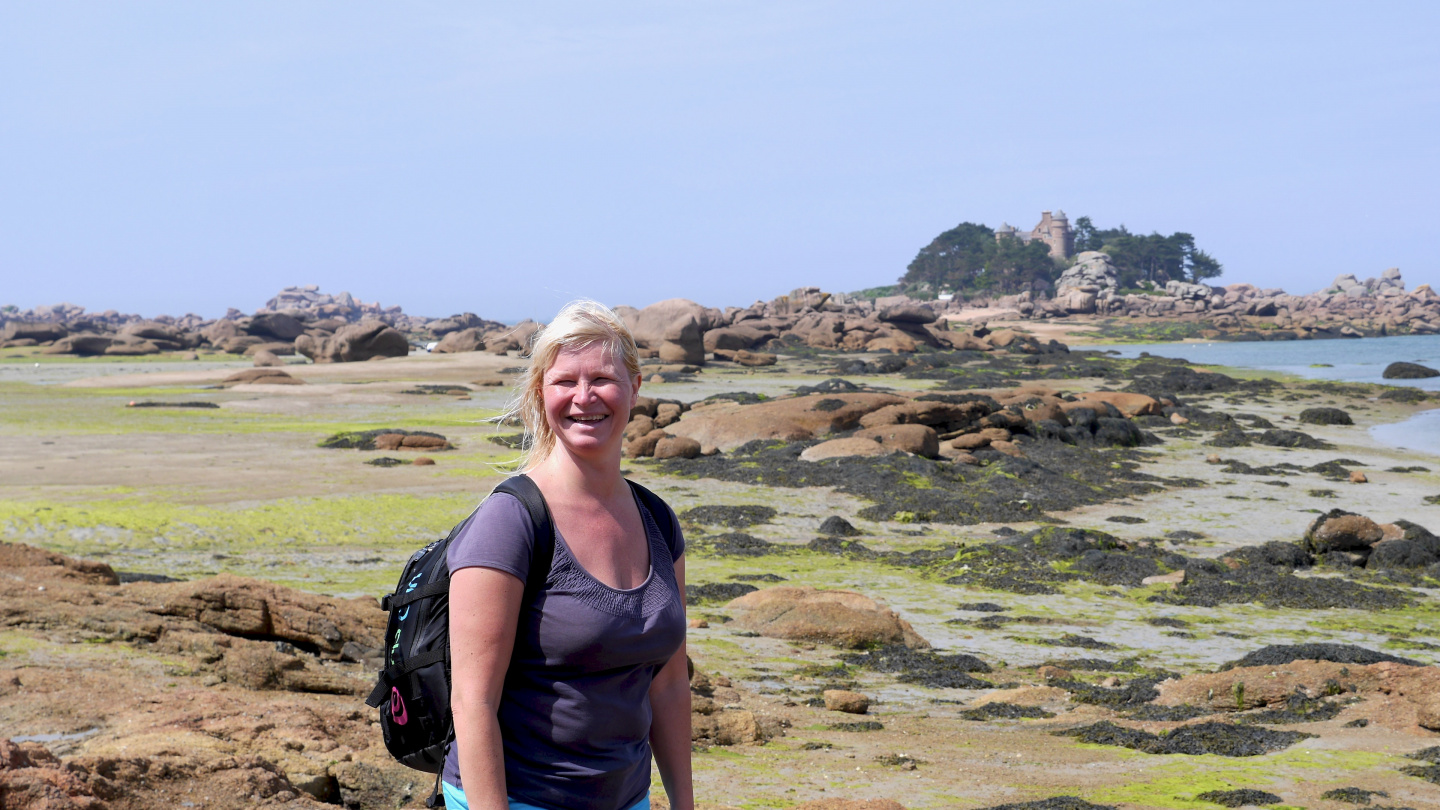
[626, 479, 680, 558]
[492, 474, 556, 602]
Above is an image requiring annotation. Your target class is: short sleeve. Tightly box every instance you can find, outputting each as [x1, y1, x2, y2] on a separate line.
[446, 492, 535, 583]
[643, 496, 685, 562]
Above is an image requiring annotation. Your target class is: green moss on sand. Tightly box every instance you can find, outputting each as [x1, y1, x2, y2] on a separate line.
[1089, 748, 1398, 808]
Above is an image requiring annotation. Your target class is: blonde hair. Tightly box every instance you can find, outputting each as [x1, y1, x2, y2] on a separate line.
[500, 300, 641, 471]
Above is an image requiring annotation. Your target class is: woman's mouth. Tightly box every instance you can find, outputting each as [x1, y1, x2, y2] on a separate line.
[570, 414, 607, 423]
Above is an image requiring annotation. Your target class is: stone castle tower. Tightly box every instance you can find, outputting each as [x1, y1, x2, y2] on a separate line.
[994, 210, 1074, 259]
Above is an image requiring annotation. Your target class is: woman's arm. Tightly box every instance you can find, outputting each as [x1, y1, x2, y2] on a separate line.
[450, 566, 526, 810]
[649, 556, 694, 810]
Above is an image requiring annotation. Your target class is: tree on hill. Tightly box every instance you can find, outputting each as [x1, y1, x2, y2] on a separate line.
[901, 222, 1059, 297]
[1073, 216, 1223, 286]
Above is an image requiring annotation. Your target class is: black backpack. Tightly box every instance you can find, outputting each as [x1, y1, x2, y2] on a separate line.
[365, 474, 677, 806]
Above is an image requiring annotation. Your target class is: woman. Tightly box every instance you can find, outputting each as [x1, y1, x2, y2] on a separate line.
[444, 300, 693, 810]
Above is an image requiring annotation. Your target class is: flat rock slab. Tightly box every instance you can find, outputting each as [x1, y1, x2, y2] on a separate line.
[726, 586, 929, 650]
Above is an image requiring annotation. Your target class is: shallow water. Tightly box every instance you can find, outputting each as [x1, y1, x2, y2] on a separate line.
[1074, 334, 1440, 458]
[1073, 333, 1440, 389]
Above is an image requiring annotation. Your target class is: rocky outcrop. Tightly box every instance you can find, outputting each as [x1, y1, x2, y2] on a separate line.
[432, 327, 486, 353]
[1301, 511, 1440, 569]
[932, 266, 1439, 341]
[1052, 252, 1119, 314]
[296, 320, 410, 363]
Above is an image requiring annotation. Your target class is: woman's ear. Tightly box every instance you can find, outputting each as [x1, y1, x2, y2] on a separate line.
[630, 374, 642, 408]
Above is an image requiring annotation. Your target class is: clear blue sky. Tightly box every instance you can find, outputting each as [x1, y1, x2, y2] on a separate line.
[3, 2, 1437, 322]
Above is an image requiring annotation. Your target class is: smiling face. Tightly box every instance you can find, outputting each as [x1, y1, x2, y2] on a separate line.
[540, 341, 640, 463]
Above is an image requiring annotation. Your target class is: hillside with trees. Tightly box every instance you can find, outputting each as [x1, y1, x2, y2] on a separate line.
[897, 216, 1222, 298]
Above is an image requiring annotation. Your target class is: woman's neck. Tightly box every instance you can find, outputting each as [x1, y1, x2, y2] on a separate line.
[529, 448, 626, 500]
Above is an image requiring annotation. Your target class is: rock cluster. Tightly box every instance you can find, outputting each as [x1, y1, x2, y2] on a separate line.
[969, 266, 1439, 338]
[0, 542, 782, 809]
[1302, 510, 1440, 569]
[649, 384, 1163, 464]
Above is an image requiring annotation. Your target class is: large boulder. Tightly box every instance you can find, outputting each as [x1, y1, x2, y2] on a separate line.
[427, 312, 484, 336]
[1165, 280, 1215, 301]
[853, 424, 940, 457]
[666, 392, 907, 451]
[120, 320, 187, 344]
[1073, 392, 1163, 418]
[296, 320, 410, 363]
[41, 333, 113, 355]
[622, 300, 710, 365]
[1055, 289, 1097, 314]
[798, 436, 893, 462]
[1055, 251, 1119, 297]
[876, 303, 936, 325]
[104, 336, 163, 355]
[1304, 510, 1383, 554]
[726, 586, 929, 649]
[703, 323, 777, 352]
[1, 321, 68, 342]
[247, 313, 306, 341]
[220, 368, 305, 387]
[433, 327, 486, 353]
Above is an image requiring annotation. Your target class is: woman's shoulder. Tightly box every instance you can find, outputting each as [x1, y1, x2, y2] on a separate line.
[631, 483, 684, 560]
[446, 490, 538, 579]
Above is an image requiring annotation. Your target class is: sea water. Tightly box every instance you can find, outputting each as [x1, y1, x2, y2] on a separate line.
[1072, 333, 1440, 457]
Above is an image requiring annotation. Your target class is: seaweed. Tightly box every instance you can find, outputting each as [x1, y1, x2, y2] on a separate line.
[679, 505, 777, 528]
[320, 428, 449, 450]
[684, 582, 757, 605]
[1194, 788, 1283, 807]
[1320, 787, 1388, 804]
[658, 437, 1175, 526]
[817, 516, 861, 536]
[957, 602, 1007, 613]
[1053, 675, 1166, 707]
[840, 644, 994, 689]
[1153, 564, 1413, 611]
[973, 799, 1115, 810]
[1122, 704, 1214, 722]
[828, 720, 883, 732]
[1056, 720, 1314, 756]
[126, 400, 220, 408]
[1221, 644, 1423, 670]
[695, 532, 778, 557]
[960, 702, 1056, 721]
[1032, 634, 1116, 650]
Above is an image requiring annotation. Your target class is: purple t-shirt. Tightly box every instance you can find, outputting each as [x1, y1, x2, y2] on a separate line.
[442, 486, 685, 810]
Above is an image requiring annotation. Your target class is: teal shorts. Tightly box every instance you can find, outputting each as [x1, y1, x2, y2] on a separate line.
[441, 780, 649, 810]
